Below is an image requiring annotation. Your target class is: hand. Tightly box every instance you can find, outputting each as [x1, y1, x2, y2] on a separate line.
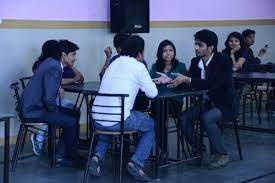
[73, 74, 82, 82]
[231, 45, 241, 54]
[59, 87, 65, 98]
[234, 62, 242, 69]
[152, 72, 172, 84]
[104, 46, 112, 59]
[258, 47, 268, 57]
[167, 73, 190, 88]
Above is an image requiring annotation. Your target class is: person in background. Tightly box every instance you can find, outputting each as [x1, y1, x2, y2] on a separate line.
[242, 29, 268, 66]
[150, 39, 187, 112]
[89, 35, 158, 182]
[31, 40, 83, 156]
[222, 32, 248, 72]
[161, 30, 237, 170]
[150, 40, 187, 150]
[99, 33, 130, 79]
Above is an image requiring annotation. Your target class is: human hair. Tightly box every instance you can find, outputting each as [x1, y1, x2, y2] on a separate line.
[113, 33, 130, 49]
[242, 29, 256, 38]
[32, 40, 61, 72]
[194, 29, 218, 53]
[224, 32, 245, 49]
[59, 40, 79, 54]
[155, 40, 179, 72]
[120, 35, 144, 58]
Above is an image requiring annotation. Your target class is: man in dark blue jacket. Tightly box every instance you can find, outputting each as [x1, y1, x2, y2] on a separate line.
[20, 40, 80, 167]
[167, 30, 237, 169]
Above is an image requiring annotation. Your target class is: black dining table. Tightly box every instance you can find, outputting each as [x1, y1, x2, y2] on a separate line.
[63, 81, 207, 179]
[233, 72, 275, 134]
[153, 89, 206, 178]
[0, 113, 16, 183]
[233, 72, 275, 83]
[63, 82, 100, 139]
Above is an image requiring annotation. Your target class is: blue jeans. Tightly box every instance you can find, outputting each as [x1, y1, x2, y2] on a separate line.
[180, 106, 227, 155]
[94, 110, 155, 167]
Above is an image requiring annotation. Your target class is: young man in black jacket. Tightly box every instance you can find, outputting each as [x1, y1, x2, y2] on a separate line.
[242, 29, 268, 67]
[167, 29, 237, 169]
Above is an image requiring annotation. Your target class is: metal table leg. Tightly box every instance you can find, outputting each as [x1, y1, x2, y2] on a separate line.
[4, 118, 10, 183]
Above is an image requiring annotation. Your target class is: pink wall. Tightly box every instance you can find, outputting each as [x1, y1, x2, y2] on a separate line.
[1, 0, 275, 21]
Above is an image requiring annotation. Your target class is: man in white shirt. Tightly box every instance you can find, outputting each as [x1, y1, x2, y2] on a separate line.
[89, 35, 158, 181]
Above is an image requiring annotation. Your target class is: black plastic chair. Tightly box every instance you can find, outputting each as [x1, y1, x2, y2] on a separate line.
[9, 82, 57, 171]
[219, 94, 243, 160]
[218, 119, 243, 160]
[19, 76, 32, 89]
[83, 93, 134, 183]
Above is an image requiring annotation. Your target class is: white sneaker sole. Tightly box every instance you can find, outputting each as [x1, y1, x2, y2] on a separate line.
[31, 134, 41, 156]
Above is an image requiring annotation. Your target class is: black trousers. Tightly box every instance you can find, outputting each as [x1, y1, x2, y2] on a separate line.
[28, 107, 80, 158]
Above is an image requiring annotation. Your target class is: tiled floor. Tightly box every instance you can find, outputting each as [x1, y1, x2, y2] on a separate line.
[1, 113, 275, 183]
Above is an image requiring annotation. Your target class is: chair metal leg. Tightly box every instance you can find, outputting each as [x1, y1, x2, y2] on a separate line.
[11, 124, 26, 171]
[172, 118, 180, 159]
[180, 127, 191, 158]
[242, 95, 246, 126]
[179, 128, 187, 159]
[111, 137, 116, 182]
[20, 126, 29, 152]
[175, 118, 188, 159]
[50, 125, 57, 168]
[119, 134, 124, 183]
[176, 129, 180, 159]
[254, 92, 262, 124]
[234, 122, 243, 160]
[250, 94, 253, 120]
[258, 91, 263, 124]
[83, 133, 95, 183]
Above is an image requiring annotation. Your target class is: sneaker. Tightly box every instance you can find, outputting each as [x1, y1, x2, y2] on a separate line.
[127, 161, 151, 182]
[30, 134, 43, 156]
[208, 154, 229, 170]
[89, 156, 102, 177]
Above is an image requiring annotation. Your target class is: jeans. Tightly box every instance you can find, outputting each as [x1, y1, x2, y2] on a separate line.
[180, 106, 227, 155]
[94, 110, 155, 167]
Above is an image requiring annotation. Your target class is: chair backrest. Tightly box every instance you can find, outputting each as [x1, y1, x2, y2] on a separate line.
[19, 76, 32, 89]
[10, 82, 22, 118]
[91, 93, 129, 133]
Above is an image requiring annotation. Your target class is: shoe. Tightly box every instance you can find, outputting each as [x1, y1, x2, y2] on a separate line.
[31, 134, 43, 156]
[208, 154, 229, 170]
[56, 156, 74, 168]
[89, 155, 103, 177]
[127, 161, 151, 182]
[56, 153, 87, 168]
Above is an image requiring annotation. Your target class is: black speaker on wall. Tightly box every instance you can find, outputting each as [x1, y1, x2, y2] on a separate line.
[110, 0, 149, 33]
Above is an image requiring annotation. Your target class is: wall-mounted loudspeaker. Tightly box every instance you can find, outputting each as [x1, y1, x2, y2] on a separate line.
[110, 0, 149, 33]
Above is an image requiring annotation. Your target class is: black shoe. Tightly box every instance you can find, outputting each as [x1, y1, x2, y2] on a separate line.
[89, 156, 103, 177]
[56, 156, 74, 168]
[127, 161, 151, 182]
[56, 154, 86, 168]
